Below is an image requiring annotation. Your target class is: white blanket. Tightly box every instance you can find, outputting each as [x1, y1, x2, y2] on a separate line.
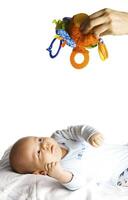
[0, 148, 128, 200]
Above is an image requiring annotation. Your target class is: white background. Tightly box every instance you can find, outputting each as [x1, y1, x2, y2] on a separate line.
[0, 0, 128, 158]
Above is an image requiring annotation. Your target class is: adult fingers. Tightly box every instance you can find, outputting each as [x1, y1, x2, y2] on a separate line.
[90, 8, 111, 19]
[100, 29, 112, 36]
[82, 15, 110, 34]
[91, 23, 110, 37]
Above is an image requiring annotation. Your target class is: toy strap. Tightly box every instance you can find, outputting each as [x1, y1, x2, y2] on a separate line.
[47, 38, 63, 58]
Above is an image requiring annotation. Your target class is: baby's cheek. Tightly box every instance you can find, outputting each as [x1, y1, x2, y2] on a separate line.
[43, 153, 53, 163]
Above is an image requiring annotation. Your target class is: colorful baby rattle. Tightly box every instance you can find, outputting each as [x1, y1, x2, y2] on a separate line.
[47, 13, 108, 69]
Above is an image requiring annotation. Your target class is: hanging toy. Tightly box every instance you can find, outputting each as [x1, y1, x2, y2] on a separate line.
[47, 13, 108, 69]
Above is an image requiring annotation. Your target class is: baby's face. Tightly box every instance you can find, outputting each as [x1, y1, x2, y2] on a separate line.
[19, 136, 63, 174]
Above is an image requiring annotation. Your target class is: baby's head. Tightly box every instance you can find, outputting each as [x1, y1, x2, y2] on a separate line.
[9, 136, 62, 174]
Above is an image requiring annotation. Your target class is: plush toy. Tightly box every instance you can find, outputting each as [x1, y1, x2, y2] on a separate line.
[47, 13, 108, 69]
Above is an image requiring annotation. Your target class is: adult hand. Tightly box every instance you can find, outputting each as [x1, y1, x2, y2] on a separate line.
[80, 8, 128, 37]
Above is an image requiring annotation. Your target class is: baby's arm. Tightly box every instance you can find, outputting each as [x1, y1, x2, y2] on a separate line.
[52, 125, 104, 147]
[43, 162, 73, 184]
[42, 162, 75, 190]
[42, 161, 83, 190]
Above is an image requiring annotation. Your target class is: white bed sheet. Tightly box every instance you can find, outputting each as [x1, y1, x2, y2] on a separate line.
[0, 148, 128, 200]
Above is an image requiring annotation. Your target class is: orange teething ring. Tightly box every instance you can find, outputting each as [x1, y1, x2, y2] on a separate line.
[70, 47, 89, 69]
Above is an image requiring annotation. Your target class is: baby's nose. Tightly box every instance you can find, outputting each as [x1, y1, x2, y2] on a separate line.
[41, 143, 50, 150]
[40, 143, 46, 149]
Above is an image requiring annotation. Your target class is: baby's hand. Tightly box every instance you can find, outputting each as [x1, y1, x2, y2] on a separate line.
[43, 162, 64, 180]
[42, 162, 73, 184]
[89, 133, 104, 147]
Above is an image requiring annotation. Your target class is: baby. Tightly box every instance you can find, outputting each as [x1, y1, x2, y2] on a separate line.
[9, 125, 128, 190]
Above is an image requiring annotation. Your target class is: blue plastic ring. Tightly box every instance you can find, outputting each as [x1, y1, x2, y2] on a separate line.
[46, 38, 63, 58]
